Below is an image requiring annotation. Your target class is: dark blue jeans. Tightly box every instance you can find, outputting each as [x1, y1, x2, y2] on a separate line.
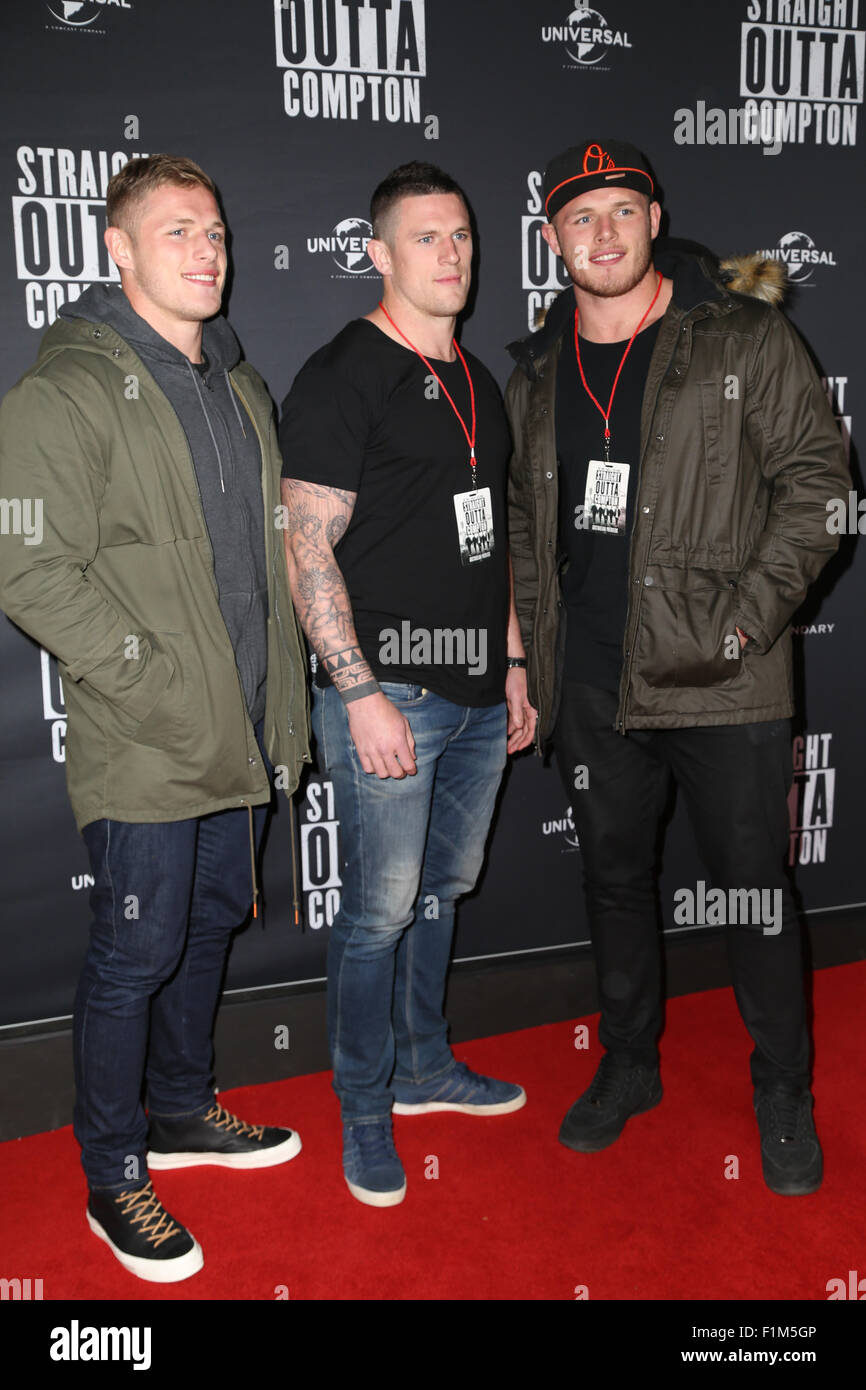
[73, 735, 271, 1192]
[313, 681, 508, 1122]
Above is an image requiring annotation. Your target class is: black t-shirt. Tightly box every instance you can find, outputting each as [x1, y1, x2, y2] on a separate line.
[556, 316, 662, 692]
[279, 319, 510, 706]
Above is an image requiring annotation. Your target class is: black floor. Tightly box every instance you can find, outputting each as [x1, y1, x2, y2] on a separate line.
[2, 909, 864, 1142]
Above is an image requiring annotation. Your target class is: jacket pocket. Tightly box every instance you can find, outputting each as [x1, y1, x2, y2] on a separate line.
[639, 570, 744, 689]
[129, 631, 188, 749]
[699, 381, 723, 487]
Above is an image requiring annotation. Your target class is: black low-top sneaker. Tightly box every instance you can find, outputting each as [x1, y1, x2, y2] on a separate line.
[147, 1101, 302, 1170]
[86, 1180, 203, 1283]
[754, 1086, 823, 1195]
[559, 1052, 662, 1153]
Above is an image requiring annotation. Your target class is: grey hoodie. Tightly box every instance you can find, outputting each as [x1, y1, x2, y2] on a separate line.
[60, 283, 267, 724]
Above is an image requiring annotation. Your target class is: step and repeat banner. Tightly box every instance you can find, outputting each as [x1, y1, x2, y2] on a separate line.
[0, 1, 862, 1027]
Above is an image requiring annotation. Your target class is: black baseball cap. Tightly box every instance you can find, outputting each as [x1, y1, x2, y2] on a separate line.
[544, 139, 655, 219]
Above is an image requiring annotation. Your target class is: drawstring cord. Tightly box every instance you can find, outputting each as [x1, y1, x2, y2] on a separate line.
[247, 803, 259, 920]
[185, 359, 225, 493]
[189, 364, 296, 929]
[289, 795, 300, 927]
[225, 370, 248, 438]
[249, 791, 300, 927]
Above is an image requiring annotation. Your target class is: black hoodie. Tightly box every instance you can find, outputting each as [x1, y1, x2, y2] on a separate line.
[60, 283, 268, 725]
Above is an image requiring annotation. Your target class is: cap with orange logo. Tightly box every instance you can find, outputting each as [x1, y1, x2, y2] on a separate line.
[543, 140, 655, 219]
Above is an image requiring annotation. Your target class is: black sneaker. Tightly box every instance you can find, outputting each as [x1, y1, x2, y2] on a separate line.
[147, 1100, 302, 1170]
[754, 1086, 823, 1195]
[86, 1180, 203, 1283]
[559, 1053, 662, 1153]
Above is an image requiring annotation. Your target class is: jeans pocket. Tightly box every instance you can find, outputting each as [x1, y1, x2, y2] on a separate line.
[378, 681, 428, 705]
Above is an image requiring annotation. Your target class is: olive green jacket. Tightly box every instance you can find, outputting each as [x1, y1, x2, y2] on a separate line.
[0, 315, 310, 828]
[505, 247, 850, 743]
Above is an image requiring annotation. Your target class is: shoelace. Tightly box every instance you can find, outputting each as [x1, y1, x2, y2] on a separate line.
[203, 1102, 264, 1141]
[588, 1056, 630, 1106]
[114, 1181, 180, 1248]
[352, 1123, 396, 1163]
[447, 1062, 478, 1098]
[767, 1092, 805, 1143]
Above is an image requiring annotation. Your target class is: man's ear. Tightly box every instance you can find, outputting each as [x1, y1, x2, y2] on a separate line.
[104, 225, 134, 273]
[541, 220, 561, 259]
[366, 237, 393, 277]
[649, 200, 662, 240]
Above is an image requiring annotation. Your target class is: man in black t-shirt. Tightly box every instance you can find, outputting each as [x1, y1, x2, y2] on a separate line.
[507, 139, 849, 1198]
[279, 162, 535, 1208]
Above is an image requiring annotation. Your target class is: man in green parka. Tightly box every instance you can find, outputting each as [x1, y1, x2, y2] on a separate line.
[0, 155, 310, 1282]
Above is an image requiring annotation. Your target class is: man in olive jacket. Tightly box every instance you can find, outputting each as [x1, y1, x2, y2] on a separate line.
[506, 139, 850, 1196]
[0, 156, 310, 1282]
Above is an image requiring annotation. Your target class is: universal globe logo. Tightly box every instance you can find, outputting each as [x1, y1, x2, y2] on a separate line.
[542, 805, 580, 852]
[306, 217, 375, 276]
[541, 6, 632, 68]
[331, 217, 373, 274]
[760, 231, 837, 286]
[46, 0, 132, 25]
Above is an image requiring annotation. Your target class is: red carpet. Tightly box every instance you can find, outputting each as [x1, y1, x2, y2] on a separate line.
[2, 962, 863, 1301]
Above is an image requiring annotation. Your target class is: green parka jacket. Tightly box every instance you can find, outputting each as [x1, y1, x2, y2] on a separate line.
[0, 315, 310, 829]
[505, 244, 850, 744]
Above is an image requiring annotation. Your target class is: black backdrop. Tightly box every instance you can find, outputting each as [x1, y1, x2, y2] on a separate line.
[0, 0, 862, 1029]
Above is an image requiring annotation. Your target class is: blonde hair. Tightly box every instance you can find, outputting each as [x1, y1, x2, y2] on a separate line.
[106, 154, 218, 233]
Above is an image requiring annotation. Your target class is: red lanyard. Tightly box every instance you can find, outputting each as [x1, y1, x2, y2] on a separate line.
[574, 273, 663, 461]
[378, 300, 478, 489]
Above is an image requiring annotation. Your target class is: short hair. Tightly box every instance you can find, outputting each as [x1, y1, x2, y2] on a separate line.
[370, 161, 468, 241]
[106, 154, 218, 234]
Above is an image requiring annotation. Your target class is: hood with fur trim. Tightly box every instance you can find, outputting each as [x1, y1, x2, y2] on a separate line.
[717, 253, 786, 303]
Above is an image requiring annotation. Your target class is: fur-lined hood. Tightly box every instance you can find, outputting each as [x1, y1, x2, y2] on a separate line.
[717, 254, 786, 304]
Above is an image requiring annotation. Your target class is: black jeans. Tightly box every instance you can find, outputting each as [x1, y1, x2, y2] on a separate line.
[554, 681, 810, 1090]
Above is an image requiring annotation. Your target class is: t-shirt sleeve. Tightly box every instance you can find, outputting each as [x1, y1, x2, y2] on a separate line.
[278, 359, 372, 491]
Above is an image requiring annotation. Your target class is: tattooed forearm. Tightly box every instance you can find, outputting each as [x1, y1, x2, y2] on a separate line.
[281, 478, 379, 699]
[321, 645, 380, 701]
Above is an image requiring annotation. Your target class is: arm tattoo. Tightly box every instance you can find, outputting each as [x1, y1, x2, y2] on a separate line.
[281, 478, 379, 698]
[322, 645, 381, 701]
[326, 514, 348, 547]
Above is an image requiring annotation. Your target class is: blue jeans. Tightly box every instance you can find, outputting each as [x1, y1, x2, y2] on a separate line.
[313, 681, 507, 1122]
[73, 732, 271, 1191]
